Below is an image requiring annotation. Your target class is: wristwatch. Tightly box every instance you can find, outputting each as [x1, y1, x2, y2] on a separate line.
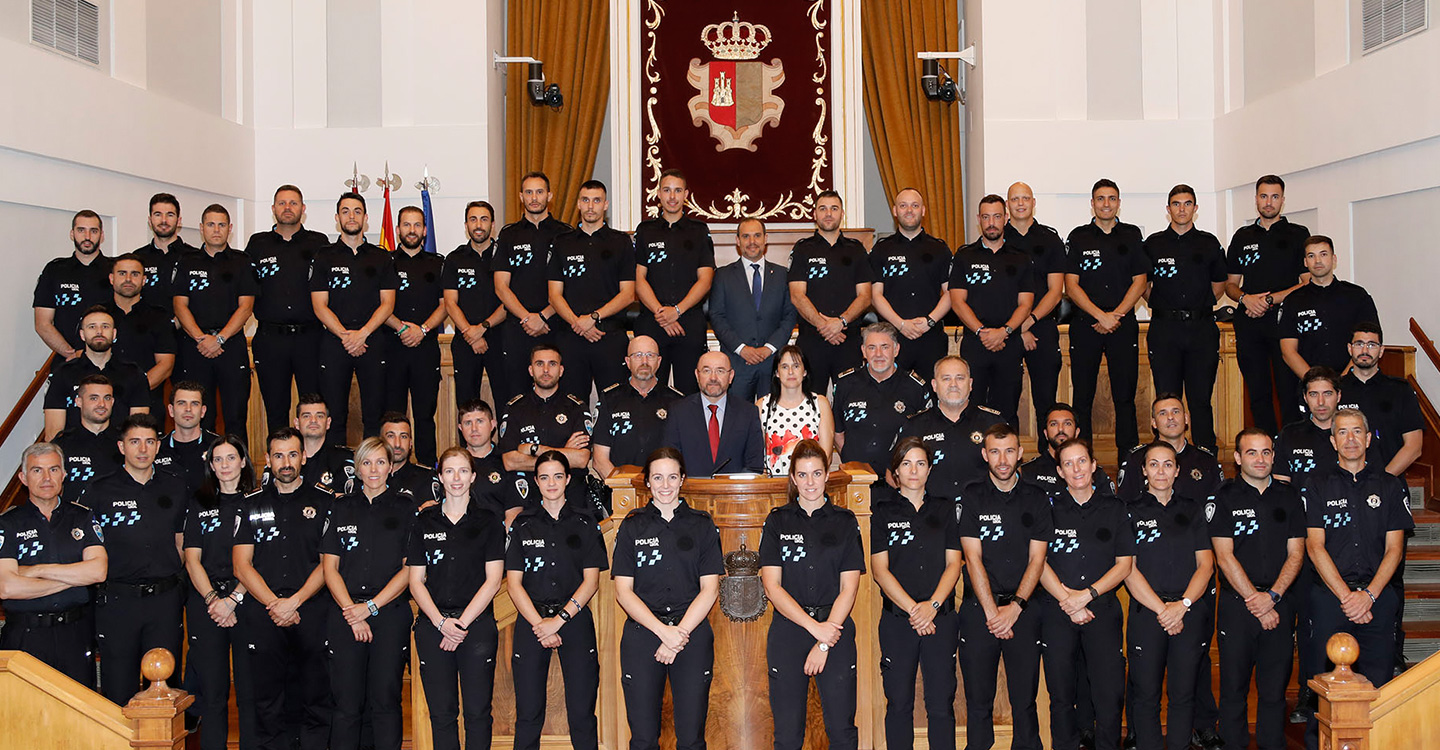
[215, 334, 227, 346]
[1264, 293, 1275, 306]
[925, 316, 937, 329]
[1002, 325, 1014, 336]
[1087, 585, 1100, 600]
[528, 443, 540, 457]
[365, 600, 379, 617]
[1181, 597, 1194, 610]
[930, 600, 941, 611]
[480, 320, 492, 330]
[590, 311, 601, 322]
[229, 590, 245, 604]
[1012, 595, 1029, 610]
[1266, 589, 1281, 604]
[817, 642, 830, 653]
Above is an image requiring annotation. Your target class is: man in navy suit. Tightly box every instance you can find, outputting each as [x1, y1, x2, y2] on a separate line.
[662, 351, 766, 476]
[709, 218, 798, 400]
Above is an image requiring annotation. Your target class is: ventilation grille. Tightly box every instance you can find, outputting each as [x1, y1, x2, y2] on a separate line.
[31, 0, 100, 66]
[1362, 0, 1428, 54]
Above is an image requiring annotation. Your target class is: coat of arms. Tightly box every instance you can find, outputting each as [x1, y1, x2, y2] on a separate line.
[687, 13, 785, 152]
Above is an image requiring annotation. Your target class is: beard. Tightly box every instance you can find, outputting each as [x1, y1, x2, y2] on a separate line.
[73, 238, 97, 255]
[400, 234, 424, 250]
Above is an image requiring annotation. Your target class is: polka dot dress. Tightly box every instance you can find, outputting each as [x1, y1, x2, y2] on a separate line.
[760, 395, 822, 476]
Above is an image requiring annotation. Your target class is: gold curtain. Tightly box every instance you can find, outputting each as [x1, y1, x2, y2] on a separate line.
[504, 0, 609, 225]
[861, 1, 966, 247]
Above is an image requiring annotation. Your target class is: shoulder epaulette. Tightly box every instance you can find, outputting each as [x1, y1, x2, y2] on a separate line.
[837, 367, 857, 379]
[244, 487, 265, 499]
[72, 501, 92, 512]
[506, 393, 525, 406]
[1196, 445, 1216, 456]
[906, 371, 926, 386]
[565, 394, 584, 405]
[977, 405, 1001, 415]
[602, 383, 621, 394]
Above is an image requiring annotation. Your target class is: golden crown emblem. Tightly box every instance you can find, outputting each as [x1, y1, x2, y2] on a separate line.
[701, 12, 771, 61]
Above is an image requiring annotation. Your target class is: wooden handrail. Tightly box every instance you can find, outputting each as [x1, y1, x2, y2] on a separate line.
[0, 353, 54, 450]
[1413, 317, 1440, 375]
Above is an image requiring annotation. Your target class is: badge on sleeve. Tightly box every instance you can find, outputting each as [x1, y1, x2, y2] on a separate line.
[1367, 494, 1381, 509]
[516, 479, 530, 499]
[1205, 502, 1216, 523]
[91, 522, 103, 542]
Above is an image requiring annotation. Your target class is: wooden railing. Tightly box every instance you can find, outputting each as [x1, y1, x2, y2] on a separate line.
[1313, 633, 1440, 749]
[0, 353, 55, 513]
[1412, 318, 1440, 375]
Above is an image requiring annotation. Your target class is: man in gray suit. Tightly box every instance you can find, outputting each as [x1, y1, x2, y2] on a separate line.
[709, 217, 799, 400]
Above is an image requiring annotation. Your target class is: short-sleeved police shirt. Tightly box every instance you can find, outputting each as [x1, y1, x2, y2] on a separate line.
[1118, 442, 1223, 505]
[788, 233, 875, 323]
[547, 225, 637, 317]
[0, 501, 102, 613]
[611, 501, 724, 614]
[1020, 452, 1116, 497]
[300, 443, 355, 493]
[1226, 217, 1310, 295]
[869, 230, 952, 320]
[441, 242, 503, 326]
[234, 482, 333, 595]
[832, 366, 931, 476]
[52, 425, 122, 504]
[390, 463, 439, 506]
[132, 239, 198, 315]
[108, 300, 176, 376]
[499, 390, 590, 458]
[1303, 465, 1413, 584]
[948, 241, 1035, 327]
[390, 248, 446, 331]
[405, 500, 507, 611]
[759, 499, 866, 609]
[1276, 419, 1338, 481]
[1128, 493, 1210, 597]
[154, 430, 220, 498]
[1338, 372, 1423, 470]
[1046, 490, 1134, 592]
[1143, 226, 1227, 312]
[506, 503, 609, 605]
[470, 450, 525, 513]
[1064, 220, 1149, 313]
[34, 253, 115, 350]
[309, 241, 401, 329]
[1004, 221, 1066, 314]
[895, 404, 1006, 500]
[319, 488, 416, 598]
[173, 248, 259, 330]
[86, 467, 188, 583]
[245, 228, 330, 325]
[1207, 478, 1304, 591]
[594, 381, 683, 468]
[493, 216, 573, 312]
[869, 490, 961, 603]
[633, 216, 716, 309]
[957, 478, 1054, 594]
[43, 356, 151, 431]
[1278, 280, 1380, 372]
[183, 491, 244, 581]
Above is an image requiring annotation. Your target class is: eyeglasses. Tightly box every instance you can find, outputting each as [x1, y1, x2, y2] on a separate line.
[1350, 341, 1383, 351]
[627, 352, 659, 361]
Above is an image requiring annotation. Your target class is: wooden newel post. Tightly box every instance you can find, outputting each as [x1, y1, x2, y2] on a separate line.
[122, 648, 194, 750]
[1310, 633, 1378, 750]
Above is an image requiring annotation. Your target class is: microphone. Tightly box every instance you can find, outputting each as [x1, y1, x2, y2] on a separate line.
[710, 457, 732, 477]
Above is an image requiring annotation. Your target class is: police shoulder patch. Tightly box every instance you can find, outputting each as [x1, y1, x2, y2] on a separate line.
[1204, 502, 1216, 522]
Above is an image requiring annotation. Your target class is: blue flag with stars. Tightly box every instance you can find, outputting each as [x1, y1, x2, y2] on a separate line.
[421, 185, 439, 254]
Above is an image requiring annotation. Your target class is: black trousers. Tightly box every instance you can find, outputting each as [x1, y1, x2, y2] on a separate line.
[1293, 563, 1320, 684]
[96, 583, 184, 704]
[318, 333, 388, 444]
[178, 337, 252, 444]
[1304, 584, 1399, 750]
[451, 333, 503, 410]
[1022, 320, 1063, 437]
[0, 608, 94, 687]
[385, 332, 442, 466]
[499, 320, 555, 405]
[634, 312, 707, 395]
[242, 597, 332, 750]
[556, 325, 628, 403]
[252, 324, 322, 436]
[958, 596, 1043, 750]
[1217, 589, 1294, 750]
[621, 617, 715, 750]
[1041, 595, 1124, 750]
[1232, 311, 1299, 435]
[895, 325, 949, 383]
[960, 334, 1025, 430]
[1146, 318, 1220, 451]
[767, 614, 858, 750]
[186, 592, 255, 750]
[878, 609, 958, 750]
[327, 600, 410, 750]
[796, 325, 864, 396]
[511, 606, 599, 750]
[415, 613, 499, 750]
[1126, 595, 1212, 750]
[1069, 315, 1140, 455]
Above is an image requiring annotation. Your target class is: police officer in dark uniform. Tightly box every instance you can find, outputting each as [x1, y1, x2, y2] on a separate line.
[155, 382, 219, 496]
[1021, 403, 1116, 495]
[52, 375, 123, 504]
[498, 344, 592, 499]
[385, 206, 447, 466]
[443, 201, 508, 406]
[458, 398, 526, 528]
[407, 446, 508, 750]
[1064, 179, 1148, 456]
[246, 184, 332, 436]
[1143, 185, 1228, 453]
[789, 190, 875, 395]
[0, 442, 107, 685]
[870, 188, 953, 379]
[34, 209, 114, 358]
[320, 437, 416, 750]
[87, 413, 188, 703]
[1209, 429, 1305, 750]
[633, 169, 715, 395]
[1339, 322, 1424, 475]
[108, 253, 177, 417]
[949, 195, 1036, 428]
[1118, 394, 1224, 504]
[1123, 442, 1216, 750]
[896, 355, 1005, 501]
[232, 428, 335, 750]
[870, 437, 962, 750]
[1224, 176, 1312, 434]
[548, 180, 637, 400]
[132, 193, 197, 320]
[292, 394, 355, 493]
[957, 424, 1053, 750]
[494, 172, 573, 401]
[311, 192, 399, 443]
[760, 439, 865, 750]
[593, 335, 682, 478]
[43, 306, 151, 438]
[612, 446, 723, 750]
[832, 323, 931, 481]
[506, 451, 607, 750]
[1003, 182, 1067, 437]
[381, 413, 436, 503]
[1279, 235, 1379, 378]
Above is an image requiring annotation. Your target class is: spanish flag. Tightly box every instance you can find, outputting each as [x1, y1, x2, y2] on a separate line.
[379, 178, 396, 252]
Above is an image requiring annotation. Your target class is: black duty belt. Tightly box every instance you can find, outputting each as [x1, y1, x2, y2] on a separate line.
[102, 576, 182, 598]
[1157, 593, 1189, 603]
[800, 604, 832, 620]
[534, 602, 567, 618]
[212, 578, 238, 596]
[1152, 309, 1213, 321]
[439, 608, 465, 619]
[258, 321, 316, 335]
[8, 607, 86, 628]
[649, 609, 685, 627]
[882, 597, 954, 617]
[1345, 578, 1371, 591]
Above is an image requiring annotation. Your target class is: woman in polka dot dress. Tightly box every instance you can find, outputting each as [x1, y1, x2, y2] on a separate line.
[757, 345, 834, 475]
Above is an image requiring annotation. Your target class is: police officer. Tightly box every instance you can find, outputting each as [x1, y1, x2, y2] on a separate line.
[1039, 438, 1132, 750]
[182, 435, 257, 750]
[498, 345, 592, 492]
[789, 190, 875, 394]
[34, 209, 115, 357]
[870, 437, 962, 750]
[1119, 394, 1224, 504]
[132, 193, 197, 320]
[88, 413, 188, 703]
[1004, 182, 1067, 437]
[1279, 235, 1380, 378]
[246, 184, 332, 436]
[633, 169, 715, 395]
[320, 437, 416, 750]
[458, 397, 525, 528]
[1064, 179, 1148, 456]
[957, 424, 1052, 750]
[896, 356, 1005, 501]
[949, 195, 1036, 428]
[442, 200, 507, 405]
[407, 446, 508, 750]
[52, 375, 123, 504]
[593, 335, 682, 478]
[311, 192, 399, 443]
[870, 188, 952, 379]
[506, 451, 607, 750]
[155, 382, 219, 496]
[43, 306, 150, 439]
[0, 442, 107, 685]
[384, 206, 447, 466]
[381, 412, 436, 503]
[1224, 176, 1312, 433]
[1339, 322, 1424, 475]
[760, 439, 865, 750]
[232, 428, 335, 750]
[832, 322, 931, 479]
[1209, 429, 1305, 750]
[1123, 442, 1216, 750]
[1143, 185, 1227, 453]
[494, 172, 573, 401]
[613, 447, 723, 750]
[548, 180, 637, 400]
[292, 394, 355, 493]
[108, 253, 177, 417]
[1021, 403, 1116, 495]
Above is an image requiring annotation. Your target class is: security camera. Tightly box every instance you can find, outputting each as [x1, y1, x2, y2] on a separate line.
[494, 54, 564, 110]
[921, 59, 958, 103]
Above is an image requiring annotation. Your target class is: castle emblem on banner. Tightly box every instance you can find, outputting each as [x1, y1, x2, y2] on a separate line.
[687, 12, 786, 152]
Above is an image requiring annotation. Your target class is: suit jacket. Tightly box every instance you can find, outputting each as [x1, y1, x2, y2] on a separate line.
[709, 259, 797, 366]
[662, 392, 766, 476]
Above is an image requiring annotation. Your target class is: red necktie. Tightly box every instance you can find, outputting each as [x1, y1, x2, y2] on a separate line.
[708, 404, 720, 462]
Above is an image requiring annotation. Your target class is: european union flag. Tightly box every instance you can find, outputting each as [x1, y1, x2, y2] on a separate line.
[421, 185, 439, 254]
